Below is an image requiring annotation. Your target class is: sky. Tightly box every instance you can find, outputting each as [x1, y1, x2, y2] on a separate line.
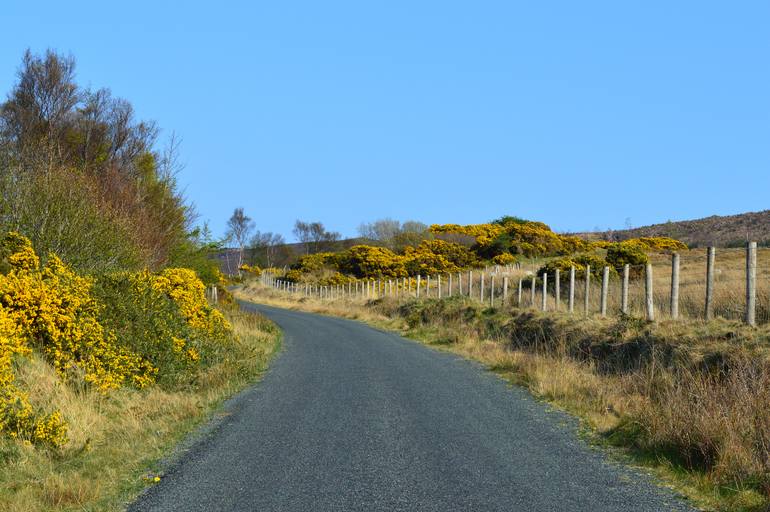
[1, 1, 768, 241]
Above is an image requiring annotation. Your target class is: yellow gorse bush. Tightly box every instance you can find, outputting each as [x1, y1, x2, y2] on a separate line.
[429, 223, 505, 247]
[239, 263, 261, 276]
[0, 232, 232, 449]
[0, 251, 154, 393]
[152, 268, 231, 340]
[491, 253, 517, 265]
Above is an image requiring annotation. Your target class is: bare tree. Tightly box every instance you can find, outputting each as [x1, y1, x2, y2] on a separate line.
[226, 208, 254, 275]
[0, 49, 80, 171]
[357, 219, 429, 250]
[357, 218, 401, 243]
[293, 220, 340, 254]
[250, 231, 285, 268]
[401, 220, 428, 233]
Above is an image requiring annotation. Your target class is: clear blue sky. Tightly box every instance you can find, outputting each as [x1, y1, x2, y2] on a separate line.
[1, 1, 768, 240]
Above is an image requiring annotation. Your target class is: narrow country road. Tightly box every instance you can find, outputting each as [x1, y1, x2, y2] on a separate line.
[129, 302, 693, 512]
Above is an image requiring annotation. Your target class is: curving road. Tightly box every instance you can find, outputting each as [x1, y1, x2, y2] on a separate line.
[129, 302, 694, 512]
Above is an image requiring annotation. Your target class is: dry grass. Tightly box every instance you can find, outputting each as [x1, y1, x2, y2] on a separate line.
[0, 306, 280, 512]
[235, 281, 770, 511]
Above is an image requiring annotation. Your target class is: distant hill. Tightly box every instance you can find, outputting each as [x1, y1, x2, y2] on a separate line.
[577, 210, 770, 248]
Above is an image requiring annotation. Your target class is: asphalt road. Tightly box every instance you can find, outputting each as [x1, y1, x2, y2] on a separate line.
[129, 302, 694, 512]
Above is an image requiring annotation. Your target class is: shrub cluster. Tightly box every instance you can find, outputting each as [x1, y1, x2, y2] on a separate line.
[277, 218, 689, 285]
[0, 233, 231, 449]
[285, 240, 479, 282]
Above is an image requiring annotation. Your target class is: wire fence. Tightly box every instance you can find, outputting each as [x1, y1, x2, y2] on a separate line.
[259, 243, 769, 326]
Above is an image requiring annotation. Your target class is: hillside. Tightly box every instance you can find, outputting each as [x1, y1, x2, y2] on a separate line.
[580, 210, 770, 248]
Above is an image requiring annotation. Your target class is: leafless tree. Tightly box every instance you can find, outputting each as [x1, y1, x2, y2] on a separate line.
[293, 220, 340, 254]
[250, 231, 285, 268]
[357, 218, 401, 243]
[226, 208, 254, 275]
[0, 49, 80, 171]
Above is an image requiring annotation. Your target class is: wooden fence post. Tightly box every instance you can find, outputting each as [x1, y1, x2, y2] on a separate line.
[490, 276, 495, 306]
[746, 241, 757, 326]
[448, 273, 452, 297]
[416, 275, 421, 298]
[554, 269, 560, 311]
[670, 253, 680, 319]
[645, 263, 654, 321]
[517, 278, 523, 307]
[600, 266, 609, 317]
[426, 275, 431, 298]
[705, 247, 715, 321]
[584, 265, 591, 316]
[438, 275, 442, 299]
[621, 264, 629, 314]
[541, 272, 547, 311]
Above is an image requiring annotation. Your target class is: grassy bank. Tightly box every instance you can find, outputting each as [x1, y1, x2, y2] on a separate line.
[0, 305, 280, 512]
[235, 282, 770, 512]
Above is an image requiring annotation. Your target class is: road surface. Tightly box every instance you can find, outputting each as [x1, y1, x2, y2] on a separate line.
[129, 302, 693, 511]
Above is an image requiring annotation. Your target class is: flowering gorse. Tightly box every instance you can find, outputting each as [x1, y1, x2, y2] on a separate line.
[0, 232, 232, 449]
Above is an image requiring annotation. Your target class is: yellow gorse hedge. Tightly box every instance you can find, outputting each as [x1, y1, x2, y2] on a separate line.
[0, 233, 231, 449]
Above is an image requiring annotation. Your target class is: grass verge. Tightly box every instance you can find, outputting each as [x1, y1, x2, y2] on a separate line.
[235, 282, 770, 512]
[0, 305, 280, 512]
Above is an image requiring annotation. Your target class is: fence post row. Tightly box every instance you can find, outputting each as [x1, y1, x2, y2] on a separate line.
[265, 243, 762, 326]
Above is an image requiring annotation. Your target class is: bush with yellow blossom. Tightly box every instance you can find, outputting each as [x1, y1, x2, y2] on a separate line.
[0, 232, 233, 449]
